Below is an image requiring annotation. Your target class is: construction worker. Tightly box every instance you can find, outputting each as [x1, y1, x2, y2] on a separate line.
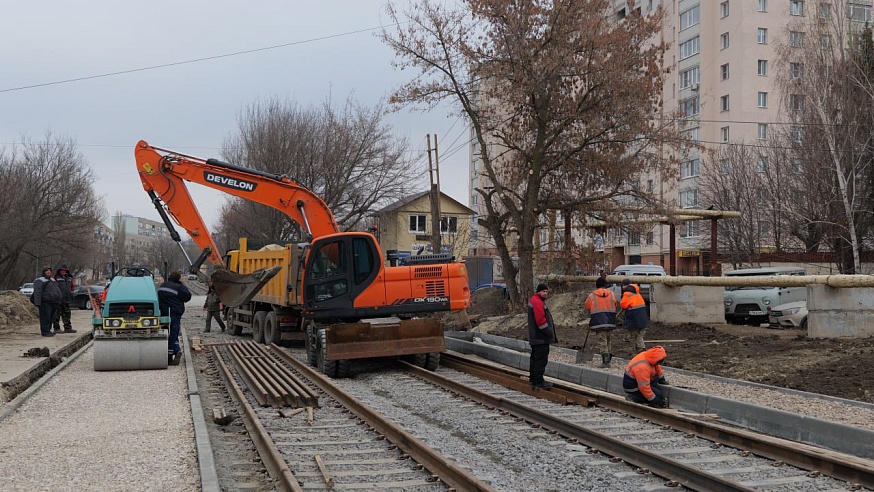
[52, 265, 77, 334]
[158, 271, 192, 365]
[203, 285, 226, 333]
[527, 283, 557, 389]
[619, 278, 648, 353]
[623, 345, 669, 408]
[584, 277, 618, 367]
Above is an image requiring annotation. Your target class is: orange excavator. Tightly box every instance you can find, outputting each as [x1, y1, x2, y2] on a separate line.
[134, 140, 470, 376]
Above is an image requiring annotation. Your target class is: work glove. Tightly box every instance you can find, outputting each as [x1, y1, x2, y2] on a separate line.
[649, 396, 668, 408]
[657, 376, 668, 385]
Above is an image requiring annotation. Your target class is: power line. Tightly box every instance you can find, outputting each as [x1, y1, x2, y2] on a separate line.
[0, 24, 398, 94]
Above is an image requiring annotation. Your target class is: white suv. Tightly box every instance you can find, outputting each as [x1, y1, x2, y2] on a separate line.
[723, 266, 806, 325]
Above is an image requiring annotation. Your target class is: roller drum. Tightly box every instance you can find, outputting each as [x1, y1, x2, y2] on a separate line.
[93, 338, 169, 371]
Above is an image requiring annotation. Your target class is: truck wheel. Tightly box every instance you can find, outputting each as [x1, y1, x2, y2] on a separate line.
[305, 323, 318, 366]
[253, 311, 267, 344]
[409, 354, 427, 367]
[316, 329, 338, 377]
[265, 312, 281, 345]
[336, 359, 352, 378]
[424, 353, 440, 371]
[227, 308, 243, 336]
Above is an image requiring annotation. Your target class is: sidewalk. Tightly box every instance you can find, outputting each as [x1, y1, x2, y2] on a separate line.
[0, 309, 93, 402]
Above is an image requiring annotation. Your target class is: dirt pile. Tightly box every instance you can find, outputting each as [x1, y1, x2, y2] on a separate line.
[0, 291, 38, 334]
[469, 284, 874, 403]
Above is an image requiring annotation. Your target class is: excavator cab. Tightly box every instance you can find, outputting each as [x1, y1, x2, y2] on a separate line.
[302, 233, 380, 319]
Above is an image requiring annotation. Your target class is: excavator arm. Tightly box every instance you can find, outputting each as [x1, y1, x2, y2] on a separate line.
[135, 140, 339, 306]
[135, 140, 340, 246]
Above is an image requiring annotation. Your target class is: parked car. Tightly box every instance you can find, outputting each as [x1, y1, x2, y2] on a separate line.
[18, 283, 34, 296]
[472, 283, 508, 298]
[723, 266, 807, 325]
[187, 273, 198, 281]
[608, 264, 667, 302]
[71, 285, 105, 310]
[768, 301, 808, 330]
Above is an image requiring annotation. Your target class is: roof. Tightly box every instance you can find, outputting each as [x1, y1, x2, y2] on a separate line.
[375, 191, 475, 215]
[724, 266, 806, 276]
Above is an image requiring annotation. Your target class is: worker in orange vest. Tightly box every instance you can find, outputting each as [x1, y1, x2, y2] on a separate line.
[584, 277, 618, 367]
[623, 345, 669, 408]
[619, 278, 648, 354]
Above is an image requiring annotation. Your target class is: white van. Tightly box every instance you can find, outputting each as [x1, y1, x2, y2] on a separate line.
[723, 266, 806, 325]
[609, 264, 667, 302]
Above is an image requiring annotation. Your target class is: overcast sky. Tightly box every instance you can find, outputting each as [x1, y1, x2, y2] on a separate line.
[1, 1, 469, 237]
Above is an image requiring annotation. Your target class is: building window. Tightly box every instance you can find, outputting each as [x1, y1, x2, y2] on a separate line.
[647, 179, 654, 193]
[721, 95, 730, 111]
[721, 63, 730, 80]
[720, 159, 731, 174]
[790, 126, 804, 143]
[790, 0, 804, 16]
[681, 221, 699, 238]
[849, 3, 871, 21]
[721, 1, 729, 17]
[679, 66, 700, 89]
[757, 156, 768, 172]
[789, 31, 804, 47]
[721, 126, 730, 142]
[646, 231, 654, 245]
[684, 127, 699, 142]
[720, 32, 730, 49]
[679, 189, 699, 208]
[679, 36, 700, 60]
[790, 62, 804, 79]
[819, 3, 832, 20]
[757, 28, 768, 44]
[628, 232, 641, 246]
[680, 96, 700, 117]
[681, 158, 700, 179]
[757, 59, 768, 75]
[440, 216, 458, 234]
[758, 0, 768, 12]
[821, 34, 832, 49]
[757, 123, 768, 140]
[791, 159, 803, 173]
[790, 94, 804, 111]
[680, 5, 700, 30]
[409, 215, 427, 233]
[757, 92, 768, 108]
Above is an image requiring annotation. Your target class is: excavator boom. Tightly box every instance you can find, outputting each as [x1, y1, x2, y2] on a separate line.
[134, 140, 341, 306]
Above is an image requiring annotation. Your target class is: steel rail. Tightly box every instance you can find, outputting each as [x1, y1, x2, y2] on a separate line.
[442, 352, 874, 490]
[404, 359, 756, 492]
[212, 346, 303, 492]
[268, 344, 499, 492]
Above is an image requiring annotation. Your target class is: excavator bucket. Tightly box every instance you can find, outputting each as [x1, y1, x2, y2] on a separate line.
[211, 266, 282, 308]
[324, 318, 446, 360]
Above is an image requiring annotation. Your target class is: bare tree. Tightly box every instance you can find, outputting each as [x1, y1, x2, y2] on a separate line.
[381, 0, 680, 303]
[140, 235, 186, 279]
[699, 144, 771, 268]
[0, 133, 104, 288]
[219, 96, 418, 244]
[773, 4, 874, 273]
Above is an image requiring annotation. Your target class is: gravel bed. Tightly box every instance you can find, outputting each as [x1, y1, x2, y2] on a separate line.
[0, 347, 199, 492]
[335, 369, 665, 492]
[549, 350, 874, 431]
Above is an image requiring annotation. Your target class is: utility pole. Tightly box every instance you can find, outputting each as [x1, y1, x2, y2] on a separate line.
[427, 134, 442, 254]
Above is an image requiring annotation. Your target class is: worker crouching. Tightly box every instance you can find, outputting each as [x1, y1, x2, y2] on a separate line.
[623, 345, 670, 408]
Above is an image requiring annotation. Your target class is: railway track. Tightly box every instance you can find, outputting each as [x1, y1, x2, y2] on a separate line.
[201, 343, 874, 491]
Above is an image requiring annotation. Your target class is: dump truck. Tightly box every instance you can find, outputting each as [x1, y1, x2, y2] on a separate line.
[134, 140, 471, 377]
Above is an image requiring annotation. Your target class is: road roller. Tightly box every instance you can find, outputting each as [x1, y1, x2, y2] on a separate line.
[92, 267, 170, 371]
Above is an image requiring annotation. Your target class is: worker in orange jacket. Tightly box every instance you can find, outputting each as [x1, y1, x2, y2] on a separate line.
[584, 277, 618, 367]
[623, 345, 669, 408]
[619, 278, 648, 353]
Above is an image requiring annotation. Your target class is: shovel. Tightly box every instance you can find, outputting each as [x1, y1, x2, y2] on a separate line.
[575, 322, 595, 363]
